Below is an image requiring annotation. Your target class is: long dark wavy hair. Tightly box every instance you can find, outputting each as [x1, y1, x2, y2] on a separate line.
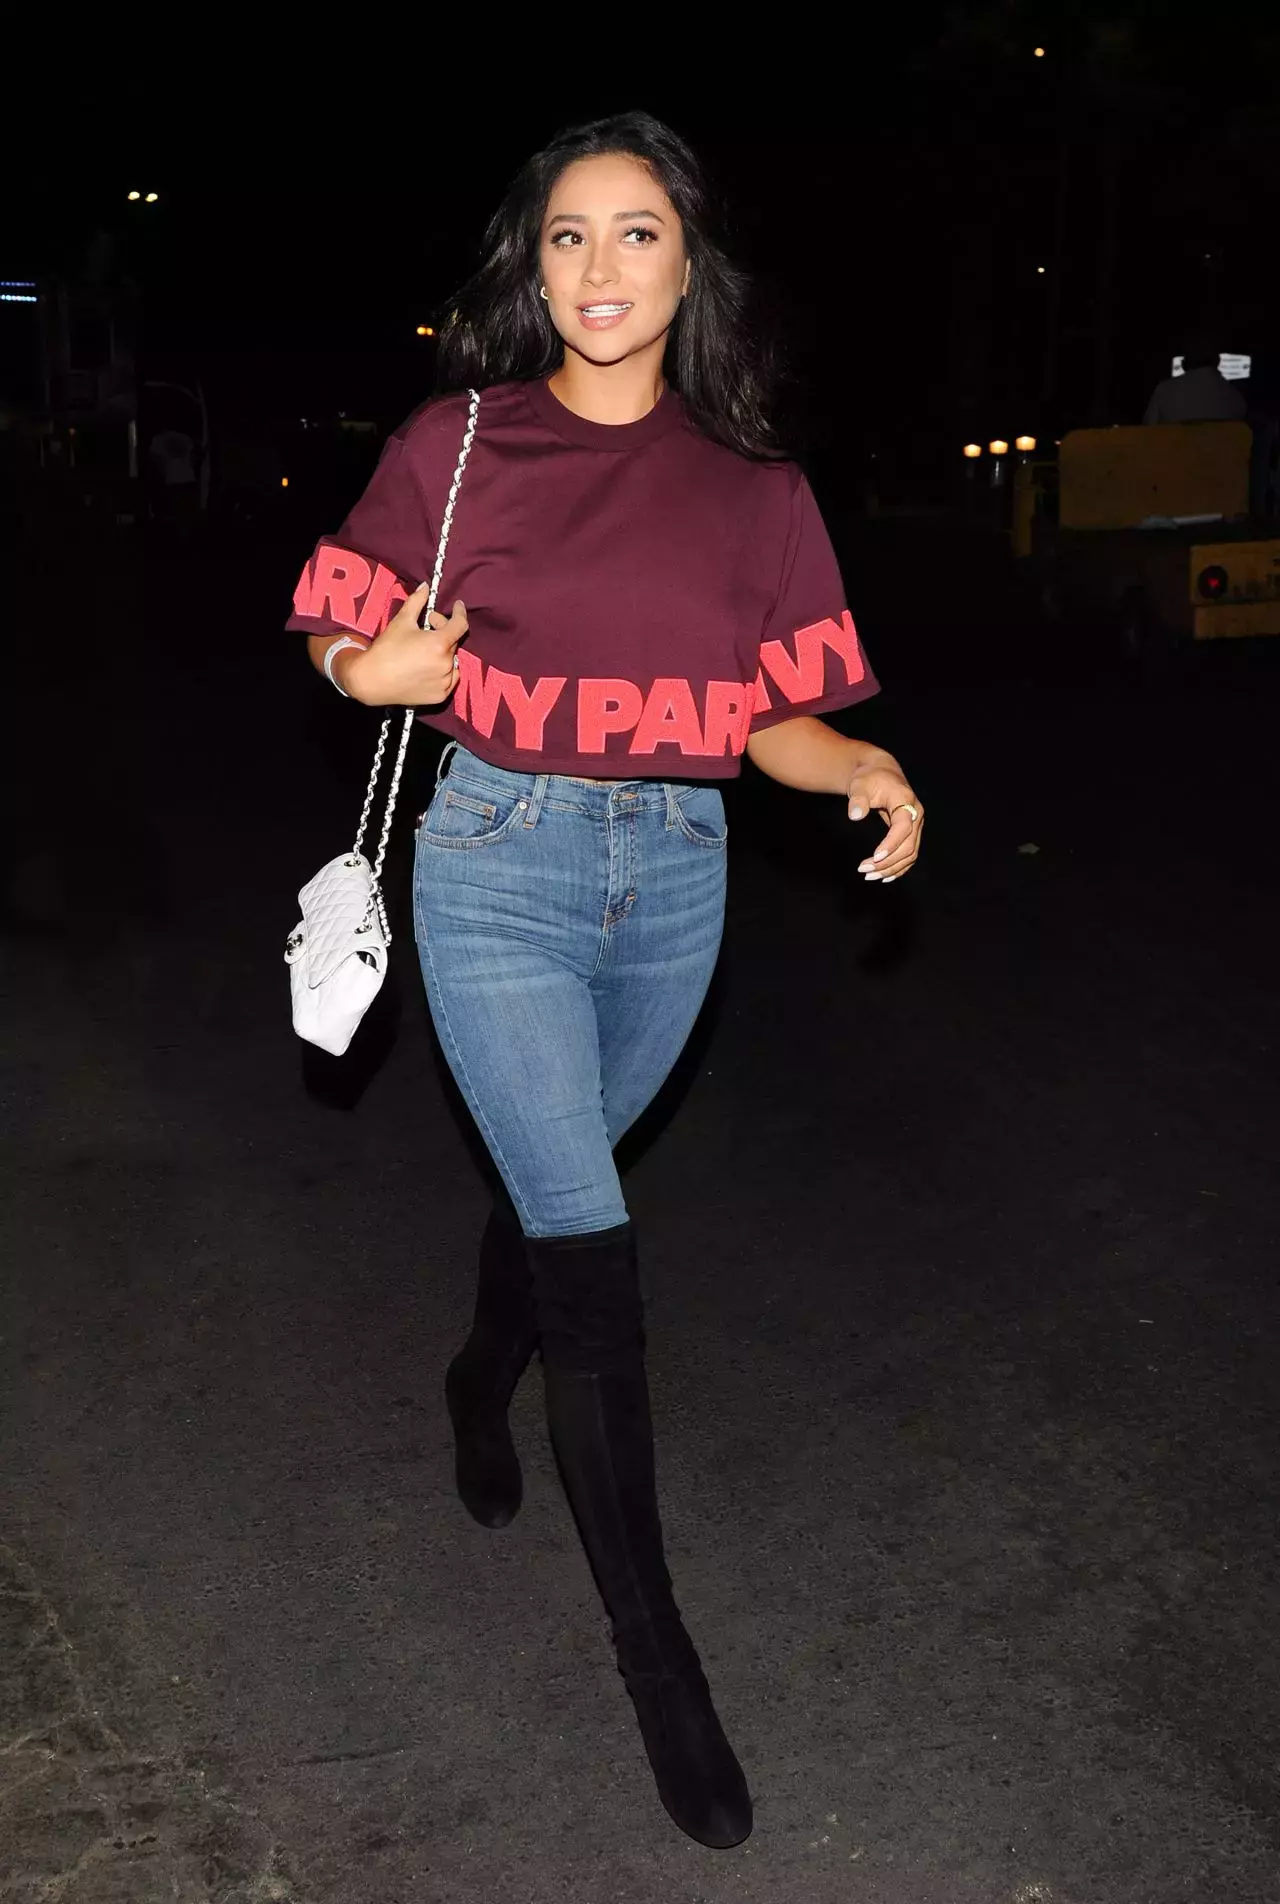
[436, 112, 782, 460]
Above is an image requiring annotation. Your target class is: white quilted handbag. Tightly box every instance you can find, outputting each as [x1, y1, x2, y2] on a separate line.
[285, 390, 480, 1055]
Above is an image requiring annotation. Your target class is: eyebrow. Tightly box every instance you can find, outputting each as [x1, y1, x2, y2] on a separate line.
[546, 209, 667, 225]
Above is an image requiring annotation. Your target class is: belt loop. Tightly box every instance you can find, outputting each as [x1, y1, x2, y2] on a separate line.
[434, 739, 459, 791]
[663, 781, 679, 830]
[524, 772, 550, 829]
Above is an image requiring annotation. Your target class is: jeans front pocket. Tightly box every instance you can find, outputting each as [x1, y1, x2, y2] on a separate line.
[419, 784, 527, 849]
[671, 785, 728, 848]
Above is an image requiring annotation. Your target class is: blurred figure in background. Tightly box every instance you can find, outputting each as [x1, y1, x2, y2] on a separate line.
[148, 425, 198, 530]
[1144, 345, 1248, 425]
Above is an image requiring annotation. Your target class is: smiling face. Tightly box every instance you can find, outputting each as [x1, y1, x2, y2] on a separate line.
[539, 153, 690, 367]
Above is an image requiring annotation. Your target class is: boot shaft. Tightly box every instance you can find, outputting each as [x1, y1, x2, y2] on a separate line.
[527, 1221, 642, 1373]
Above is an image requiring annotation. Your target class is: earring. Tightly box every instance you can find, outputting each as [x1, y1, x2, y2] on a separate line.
[539, 286, 549, 301]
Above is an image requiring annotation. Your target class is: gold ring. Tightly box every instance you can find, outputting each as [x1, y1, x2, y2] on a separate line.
[893, 802, 920, 824]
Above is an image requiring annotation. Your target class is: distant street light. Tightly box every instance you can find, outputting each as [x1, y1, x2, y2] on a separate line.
[989, 441, 1009, 456]
[1015, 435, 1037, 453]
[145, 192, 159, 203]
[962, 443, 982, 459]
[416, 325, 435, 337]
[1034, 45, 1045, 57]
[127, 190, 141, 201]
[1036, 266, 1046, 275]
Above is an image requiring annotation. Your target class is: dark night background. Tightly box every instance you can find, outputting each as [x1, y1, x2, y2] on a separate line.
[4, 10, 1280, 1902]
[8, 9, 1279, 511]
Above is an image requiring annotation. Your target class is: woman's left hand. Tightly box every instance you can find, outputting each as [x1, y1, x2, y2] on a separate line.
[847, 762, 924, 883]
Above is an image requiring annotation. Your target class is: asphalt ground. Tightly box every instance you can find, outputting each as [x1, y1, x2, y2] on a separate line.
[3, 512, 1279, 1902]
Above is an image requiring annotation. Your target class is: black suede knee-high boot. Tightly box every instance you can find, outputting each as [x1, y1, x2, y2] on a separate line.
[445, 1202, 538, 1528]
[527, 1223, 752, 1850]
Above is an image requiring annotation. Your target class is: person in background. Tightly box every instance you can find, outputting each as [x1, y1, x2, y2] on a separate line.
[1144, 345, 1248, 425]
[147, 426, 198, 529]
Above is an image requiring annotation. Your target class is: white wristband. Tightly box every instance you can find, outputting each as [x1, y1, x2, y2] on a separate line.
[323, 635, 367, 696]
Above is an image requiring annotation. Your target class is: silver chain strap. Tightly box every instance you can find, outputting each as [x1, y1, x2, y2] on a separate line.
[348, 389, 480, 941]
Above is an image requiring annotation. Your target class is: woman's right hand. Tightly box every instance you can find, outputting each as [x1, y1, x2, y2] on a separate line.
[343, 583, 468, 707]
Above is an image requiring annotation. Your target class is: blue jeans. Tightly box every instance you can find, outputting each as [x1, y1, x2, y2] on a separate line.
[414, 745, 727, 1237]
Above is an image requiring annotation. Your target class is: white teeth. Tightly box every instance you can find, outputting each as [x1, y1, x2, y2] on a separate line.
[581, 303, 631, 316]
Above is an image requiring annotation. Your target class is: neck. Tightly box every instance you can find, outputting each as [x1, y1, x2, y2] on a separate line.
[548, 344, 668, 425]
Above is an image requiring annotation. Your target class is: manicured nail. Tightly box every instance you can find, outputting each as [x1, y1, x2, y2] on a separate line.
[849, 807, 865, 821]
[858, 859, 874, 872]
[873, 847, 888, 861]
[864, 871, 882, 881]
[882, 874, 897, 884]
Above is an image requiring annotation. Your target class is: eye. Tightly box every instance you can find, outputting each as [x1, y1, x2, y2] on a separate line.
[622, 225, 660, 246]
[548, 228, 583, 248]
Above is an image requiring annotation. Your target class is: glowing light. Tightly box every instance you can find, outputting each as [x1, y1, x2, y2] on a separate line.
[145, 192, 159, 203]
[1015, 435, 1037, 452]
[989, 440, 1009, 456]
[1036, 265, 1046, 274]
[416, 324, 435, 337]
[962, 443, 982, 459]
[1034, 45, 1045, 57]
[1173, 352, 1251, 381]
[281, 477, 289, 488]
[127, 190, 141, 201]
[0, 292, 37, 303]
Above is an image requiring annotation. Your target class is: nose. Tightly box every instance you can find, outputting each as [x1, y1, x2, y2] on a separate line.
[580, 241, 619, 290]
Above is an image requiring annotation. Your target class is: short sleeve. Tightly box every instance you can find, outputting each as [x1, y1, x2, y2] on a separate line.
[285, 434, 435, 641]
[749, 472, 879, 733]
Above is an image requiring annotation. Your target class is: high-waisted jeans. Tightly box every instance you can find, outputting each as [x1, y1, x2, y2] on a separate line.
[414, 745, 727, 1237]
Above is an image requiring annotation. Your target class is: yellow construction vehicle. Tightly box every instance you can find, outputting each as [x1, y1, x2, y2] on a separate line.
[1013, 421, 1280, 654]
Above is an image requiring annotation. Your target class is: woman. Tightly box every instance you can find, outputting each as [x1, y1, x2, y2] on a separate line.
[288, 111, 922, 1850]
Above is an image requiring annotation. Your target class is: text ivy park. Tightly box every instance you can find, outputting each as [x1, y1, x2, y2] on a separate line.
[295, 547, 865, 758]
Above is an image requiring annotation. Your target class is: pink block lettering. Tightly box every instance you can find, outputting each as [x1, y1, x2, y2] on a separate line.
[805, 610, 865, 686]
[499, 672, 567, 751]
[702, 681, 752, 756]
[454, 649, 505, 738]
[758, 623, 827, 704]
[578, 678, 645, 753]
[752, 668, 773, 714]
[356, 563, 409, 637]
[310, 545, 372, 628]
[630, 678, 705, 755]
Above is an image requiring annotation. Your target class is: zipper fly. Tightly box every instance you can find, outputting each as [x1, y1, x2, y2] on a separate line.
[603, 800, 638, 931]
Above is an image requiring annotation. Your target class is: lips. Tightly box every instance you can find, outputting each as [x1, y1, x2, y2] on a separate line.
[577, 301, 633, 331]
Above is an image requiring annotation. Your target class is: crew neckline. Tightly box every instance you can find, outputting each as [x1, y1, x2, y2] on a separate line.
[525, 375, 684, 451]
